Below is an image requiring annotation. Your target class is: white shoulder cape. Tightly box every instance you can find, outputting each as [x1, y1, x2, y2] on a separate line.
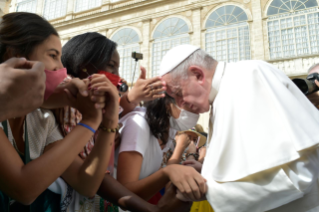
[202, 60, 319, 182]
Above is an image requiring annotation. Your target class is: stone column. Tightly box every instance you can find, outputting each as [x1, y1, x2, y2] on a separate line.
[65, 0, 75, 20]
[36, 0, 45, 16]
[250, 0, 265, 60]
[98, 29, 108, 37]
[101, 0, 110, 12]
[191, 7, 202, 47]
[8, 0, 17, 13]
[141, 19, 152, 78]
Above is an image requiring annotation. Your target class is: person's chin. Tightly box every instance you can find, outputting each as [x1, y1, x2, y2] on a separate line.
[198, 104, 210, 113]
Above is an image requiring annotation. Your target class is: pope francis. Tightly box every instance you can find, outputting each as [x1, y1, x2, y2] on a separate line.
[160, 44, 319, 212]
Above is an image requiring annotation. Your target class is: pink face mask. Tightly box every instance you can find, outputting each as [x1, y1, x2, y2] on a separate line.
[44, 68, 67, 100]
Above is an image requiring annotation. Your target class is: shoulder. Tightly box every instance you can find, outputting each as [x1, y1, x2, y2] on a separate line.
[229, 60, 282, 74]
[120, 108, 149, 130]
[28, 108, 57, 129]
[121, 113, 150, 133]
[225, 60, 287, 81]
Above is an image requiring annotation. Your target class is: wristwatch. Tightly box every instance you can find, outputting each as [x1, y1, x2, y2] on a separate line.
[186, 153, 199, 160]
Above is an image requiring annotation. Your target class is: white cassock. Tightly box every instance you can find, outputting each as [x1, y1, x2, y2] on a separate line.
[202, 60, 319, 212]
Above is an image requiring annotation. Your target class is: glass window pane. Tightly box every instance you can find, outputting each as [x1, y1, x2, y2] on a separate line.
[153, 17, 189, 39]
[111, 28, 140, 46]
[206, 6, 248, 29]
[43, 0, 67, 20]
[205, 23, 250, 62]
[267, 11, 319, 59]
[16, 0, 37, 13]
[111, 29, 141, 83]
[267, 0, 318, 16]
[75, 0, 101, 12]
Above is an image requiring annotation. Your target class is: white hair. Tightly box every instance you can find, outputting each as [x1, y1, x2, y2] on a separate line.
[308, 63, 319, 73]
[169, 49, 216, 82]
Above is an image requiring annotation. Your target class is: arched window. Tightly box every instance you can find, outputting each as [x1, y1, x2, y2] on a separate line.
[152, 17, 190, 77]
[75, 0, 101, 12]
[111, 28, 140, 82]
[43, 0, 67, 20]
[267, 0, 319, 59]
[16, 0, 37, 13]
[205, 5, 250, 62]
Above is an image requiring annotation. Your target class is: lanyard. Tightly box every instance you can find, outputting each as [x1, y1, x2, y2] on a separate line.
[2, 119, 31, 211]
[2, 120, 30, 164]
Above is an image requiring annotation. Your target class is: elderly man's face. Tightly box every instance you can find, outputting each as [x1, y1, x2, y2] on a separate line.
[163, 72, 210, 114]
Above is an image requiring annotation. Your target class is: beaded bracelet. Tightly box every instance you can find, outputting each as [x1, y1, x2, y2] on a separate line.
[77, 122, 96, 134]
[99, 124, 119, 133]
[186, 153, 199, 160]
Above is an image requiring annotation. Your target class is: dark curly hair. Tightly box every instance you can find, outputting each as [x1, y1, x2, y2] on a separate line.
[145, 94, 176, 145]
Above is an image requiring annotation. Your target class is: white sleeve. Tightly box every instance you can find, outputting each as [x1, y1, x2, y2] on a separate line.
[119, 114, 150, 158]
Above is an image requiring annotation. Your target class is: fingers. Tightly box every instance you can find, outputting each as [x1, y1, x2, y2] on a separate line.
[315, 80, 319, 87]
[71, 78, 89, 97]
[150, 86, 166, 94]
[139, 66, 146, 79]
[91, 94, 105, 104]
[4, 57, 27, 68]
[64, 89, 77, 103]
[176, 189, 191, 202]
[151, 93, 166, 99]
[186, 176, 202, 200]
[194, 174, 208, 195]
[145, 76, 164, 86]
[182, 160, 196, 166]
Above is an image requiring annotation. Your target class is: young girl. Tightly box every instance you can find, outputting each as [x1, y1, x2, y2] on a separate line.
[0, 12, 112, 211]
[53, 32, 194, 212]
[115, 94, 206, 208]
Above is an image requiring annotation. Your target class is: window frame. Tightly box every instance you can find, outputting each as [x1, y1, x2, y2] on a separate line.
[267, 6, 319, 59]
[204, 5, 251, 62]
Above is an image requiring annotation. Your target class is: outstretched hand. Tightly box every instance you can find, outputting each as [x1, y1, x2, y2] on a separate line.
[157, 184, 193, 212]
[126, 66, 166, 105]
[163, 164, 207, 201]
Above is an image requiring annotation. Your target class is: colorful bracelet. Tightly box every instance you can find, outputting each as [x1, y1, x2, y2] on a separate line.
[99, 124, 119, 133]
[186, 153, 199, 160]
[77, 122, 96, 134]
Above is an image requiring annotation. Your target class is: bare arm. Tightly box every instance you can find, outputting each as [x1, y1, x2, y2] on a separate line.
[98, 174, 192, 212]
[117, 151, 170, 200]
[0, 124, 97, 205]
[117, 151, 207, 201]
[0, 80, 103, 204]
[47, 75, 119, 197]
[167, 133, 191, 165]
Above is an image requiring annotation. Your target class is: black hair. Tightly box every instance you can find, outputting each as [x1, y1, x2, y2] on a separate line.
[61, 32, 117, 77]
[0, 12, 59, 62]
[145, 94, 176, 145]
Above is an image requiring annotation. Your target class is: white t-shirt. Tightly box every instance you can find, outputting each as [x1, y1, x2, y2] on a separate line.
[115, 107, 176, 180]
[0, 108, 63, 159]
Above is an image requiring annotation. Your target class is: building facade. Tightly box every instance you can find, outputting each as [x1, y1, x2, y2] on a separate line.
[8, 0, 319, 130]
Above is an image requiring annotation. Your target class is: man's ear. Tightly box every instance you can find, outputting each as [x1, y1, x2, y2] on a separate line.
[189, 66, 205, 84]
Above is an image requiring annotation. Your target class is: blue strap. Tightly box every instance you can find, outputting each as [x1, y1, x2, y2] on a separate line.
[77, 122, 96, 134]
